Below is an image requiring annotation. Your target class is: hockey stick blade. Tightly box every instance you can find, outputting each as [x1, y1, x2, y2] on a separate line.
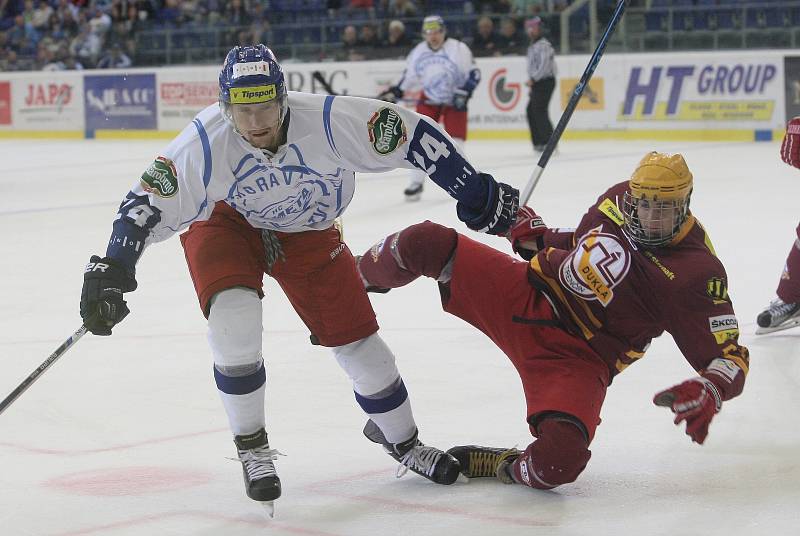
[0, 325, 88, 416]
[312, 70, 338, 96]
[521, 0, 628, 205]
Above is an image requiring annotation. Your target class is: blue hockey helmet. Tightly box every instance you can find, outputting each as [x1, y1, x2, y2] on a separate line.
[219, 45, 288, 132]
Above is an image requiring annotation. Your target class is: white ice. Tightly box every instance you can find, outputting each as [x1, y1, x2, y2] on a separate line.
[1, 138, 798, 536]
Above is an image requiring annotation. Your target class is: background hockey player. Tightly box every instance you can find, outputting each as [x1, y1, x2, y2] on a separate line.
[356, 151, 749, 491]
[78, 45, 519, 509]
[756, 116, 800, 334]
[380, 15, 481, 201]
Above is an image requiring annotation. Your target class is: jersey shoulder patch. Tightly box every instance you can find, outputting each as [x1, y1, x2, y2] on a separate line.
[141, 156, 179, 198]
[598, 198, 624, 226]
[367, 106, 408, 155]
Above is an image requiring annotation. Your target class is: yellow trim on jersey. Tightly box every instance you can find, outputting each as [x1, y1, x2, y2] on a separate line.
[531, 254, 595, 340]
[720, 347, 750, 375]
[598, 198, 624, 226]
[577, 235, 614, 306]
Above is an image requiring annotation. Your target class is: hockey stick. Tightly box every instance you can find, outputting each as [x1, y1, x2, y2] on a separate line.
[521, 0, 628, 205]
[0, 325, 88, 416]
[311, 70, 418, 103]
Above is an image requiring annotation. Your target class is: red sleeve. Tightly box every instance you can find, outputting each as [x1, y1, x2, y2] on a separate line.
[541, 227, 575, 250]
[665, 270, 749, 401]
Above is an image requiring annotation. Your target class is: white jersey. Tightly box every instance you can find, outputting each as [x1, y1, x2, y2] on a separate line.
[399, 38, 475, 105]
[108, 91, 487, 268]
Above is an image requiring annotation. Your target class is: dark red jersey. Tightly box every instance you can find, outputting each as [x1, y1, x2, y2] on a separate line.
[528, 181, 749, 400]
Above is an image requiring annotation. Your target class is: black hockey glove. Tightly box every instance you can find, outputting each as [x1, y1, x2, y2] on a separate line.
[377, 86, 403, 103]
[452, 89, 470, 111]
[80, 255, 137, 336]
[456, 173, 519, 236]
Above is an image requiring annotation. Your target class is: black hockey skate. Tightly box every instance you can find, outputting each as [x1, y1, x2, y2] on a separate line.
[404, 182, 423, 201]
[363, 420, 460, 485]
[756, 298, 800, 335]
[234, 429, 282, 503]
[447, 445, 521, 484]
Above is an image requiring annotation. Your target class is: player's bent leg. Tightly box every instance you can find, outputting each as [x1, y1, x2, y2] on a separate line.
[208, 287, 280, 502]
[334, 332, 461, 485]
[357, 221, 458, 290]
[449, 416, 590, 490]
[506, 418, 591, 489]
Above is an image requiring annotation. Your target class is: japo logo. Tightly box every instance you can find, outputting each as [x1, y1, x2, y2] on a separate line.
[489, 68, 521, 111]
[141, 156, 178, 198]
[559, 230, 631, 306]
[367, 107, 407, 155]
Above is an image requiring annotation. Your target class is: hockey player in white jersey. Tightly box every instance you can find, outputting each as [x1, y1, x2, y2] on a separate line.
[381, 15, 481, 201]
[78, 45, 519, 511]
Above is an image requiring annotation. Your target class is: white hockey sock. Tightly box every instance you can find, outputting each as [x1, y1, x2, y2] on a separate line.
[333, 333, 417, 444]
[208, 288, 267, 437]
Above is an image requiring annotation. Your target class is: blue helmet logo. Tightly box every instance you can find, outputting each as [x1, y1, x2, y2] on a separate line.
[219, 45, 287, 104]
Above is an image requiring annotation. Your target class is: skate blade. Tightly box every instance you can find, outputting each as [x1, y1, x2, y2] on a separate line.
[404, 193, 422, 202]
[260, 501, 275, 518]
[755, 319, 800, 335]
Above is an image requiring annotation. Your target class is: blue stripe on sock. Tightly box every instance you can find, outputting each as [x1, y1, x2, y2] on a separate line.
[214, 364, 266, 395]
[354, 380, 408, 414]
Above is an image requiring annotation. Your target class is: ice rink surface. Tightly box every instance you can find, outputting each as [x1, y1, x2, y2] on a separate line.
[1, 138, 799, 535]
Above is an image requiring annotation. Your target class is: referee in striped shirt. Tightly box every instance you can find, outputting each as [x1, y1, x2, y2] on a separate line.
[524, 17, 556, 153]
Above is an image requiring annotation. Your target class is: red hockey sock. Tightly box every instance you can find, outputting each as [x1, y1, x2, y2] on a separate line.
[358, 221, 457, 289]
[777, 222, 800, 303]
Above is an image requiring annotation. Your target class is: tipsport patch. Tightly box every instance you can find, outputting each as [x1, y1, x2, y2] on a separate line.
[367, 107, 407, 155]
[229, 84, 276, 104]
[141, 156, 178, 198]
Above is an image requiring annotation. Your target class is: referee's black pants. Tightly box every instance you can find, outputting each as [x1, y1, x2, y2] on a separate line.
[526, 76, 555, 148]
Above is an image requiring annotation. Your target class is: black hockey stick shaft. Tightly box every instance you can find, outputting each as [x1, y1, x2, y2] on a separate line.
[521, 0, 628, 205]
[0, 325, 88, 416]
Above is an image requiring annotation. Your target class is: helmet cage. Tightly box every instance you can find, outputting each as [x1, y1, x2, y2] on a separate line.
[622, 190, 691, 247]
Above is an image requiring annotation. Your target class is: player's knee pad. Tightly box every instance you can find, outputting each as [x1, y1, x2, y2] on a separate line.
[512, 418, 591, 489]
[207, 287, 263, 369]
[396, 221, 458, 280]
[333, 332, 400, 396]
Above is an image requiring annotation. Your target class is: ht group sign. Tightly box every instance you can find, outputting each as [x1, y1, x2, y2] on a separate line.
[619, 62, 779, 122]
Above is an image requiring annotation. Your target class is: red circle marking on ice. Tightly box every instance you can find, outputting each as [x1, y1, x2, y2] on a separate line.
[44, 466, 211, 496]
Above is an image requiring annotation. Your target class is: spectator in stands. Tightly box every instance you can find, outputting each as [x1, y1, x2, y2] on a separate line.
[473, 0, 512, 14]
[69, 22, 101, 66]
[96, 41, 131, 68]
[347, 0, 375, 19]
[2, 48, 30, 70]
[497, 16, 525, 55]
[357, 22, 379, 48]
[380, 19, 411, 59]
[338, 24, 365, 61]
[512, 0, 544, 17]
[387, 0, 417, 18]
[472, 15, 500, 57]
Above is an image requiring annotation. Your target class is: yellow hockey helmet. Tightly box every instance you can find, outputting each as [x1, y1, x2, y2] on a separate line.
[623, 151, 693, 247]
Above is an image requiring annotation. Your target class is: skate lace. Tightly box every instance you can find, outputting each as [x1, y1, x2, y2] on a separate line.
[768, 298, 799, 321]
[395, 443, 442, 479]
[234, 445, 282, 481]
[468, 450, 502, 477]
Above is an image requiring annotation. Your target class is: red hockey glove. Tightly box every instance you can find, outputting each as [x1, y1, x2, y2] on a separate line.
[506, 206, 547, 261]
[653, 377, 722, 445]
[780, 116, 800, 169]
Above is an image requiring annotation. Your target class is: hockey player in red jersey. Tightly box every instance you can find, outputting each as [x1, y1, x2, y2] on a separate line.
[356, 151, 749, 490]
[756, 116, 800, 334]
